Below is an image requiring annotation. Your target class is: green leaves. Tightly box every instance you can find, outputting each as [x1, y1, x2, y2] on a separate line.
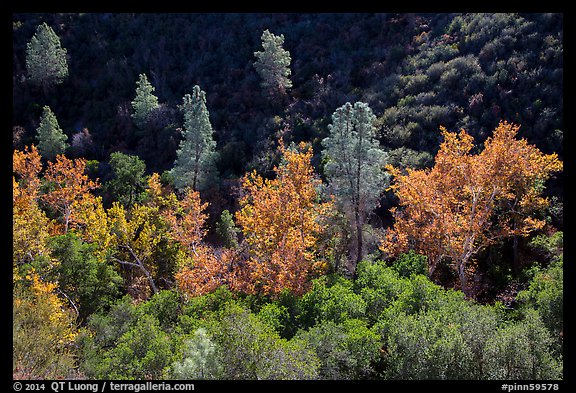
[131, 73, 160, 129]
[171, 85, 218, 192]
[254, 29, 292, 96]
[104, 152, 148, 208]
[321, 101, 389, 269]
[36, 106, 68, 160]
[26, 22, 68, 88]
[49, 232, 122, 320]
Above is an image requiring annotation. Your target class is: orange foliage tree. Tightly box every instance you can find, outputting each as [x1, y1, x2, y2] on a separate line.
[235, 140, 333, 296]
[41, 154, 99, 234]
[381, 121, 562, 296]
[148, 174, 227, 297]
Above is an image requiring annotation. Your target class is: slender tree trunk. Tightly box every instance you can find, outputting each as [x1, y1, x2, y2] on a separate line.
[353, 205, 362, 280]
[458, 259, 469, 298]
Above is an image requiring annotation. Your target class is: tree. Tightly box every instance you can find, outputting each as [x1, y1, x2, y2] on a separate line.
[167, 188, 238, 298]
[171, 86, 218, 192]
[171, 328, 222, 379]
[13, 146, 51, 265]
[36, 106, 68, 160]
[104, 152, 148, 208]
[13, 272, 77, 379]
[107, 202, 163, 297]
[26, 22, 68, 89]
[48, 233, 122, 320]
[41, 155, 99, 234]
[216, 209, 239, 248]
[381, 121, 562, 297]
[83, 314, 174, 379]
[321, 102, 389, 274]
[131, 73, 160, 129]
[162, 187, 208, 256]
[253, 29, 292, 97]
[235, 141, 333, 296]
[517, 255, 563, 339]
[484, 310, 562, 379]
[208, 304, 319, 379]
[296, 319, 381, 379]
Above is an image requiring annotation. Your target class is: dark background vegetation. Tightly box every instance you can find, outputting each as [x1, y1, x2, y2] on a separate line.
[11, 13, 565, 381]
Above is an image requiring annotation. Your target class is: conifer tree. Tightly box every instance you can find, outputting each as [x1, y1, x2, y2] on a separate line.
[321, 102, 389, 275]
[36, 106, 68, 160]
[253, 29, 292, 97]
[131, 73, 160, 129]
[26, 22, 68, 89]
[171, 85, 218, 192]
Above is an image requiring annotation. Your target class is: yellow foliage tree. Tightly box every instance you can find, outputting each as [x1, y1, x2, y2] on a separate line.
[381, 121, 562, 296]
[107, 202, 163, 296]
[13, 270, 77, 379]
[13, 146, 51, 266]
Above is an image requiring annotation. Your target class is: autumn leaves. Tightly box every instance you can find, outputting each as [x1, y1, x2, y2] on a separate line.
[381, 121, 562, 296]
[13, 121, 562, 301]
[178, 141, 333, 297]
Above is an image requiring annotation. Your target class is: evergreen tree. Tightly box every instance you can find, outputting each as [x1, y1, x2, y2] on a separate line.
[131, 73, 160, 129]
[26, 22, 68, 89]
[36, 105, 68, 160]
[253, 29, 292, 97]
[171, 328, 222, 379]
[171, 85, 218, 192]
[321, 102, 389, 275]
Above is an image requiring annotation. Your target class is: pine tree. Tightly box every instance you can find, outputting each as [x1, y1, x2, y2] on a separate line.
[36, 106, 68, 160]
[171, 85, 218, 192]
[131, 73, 159, 129]
[321, 102, 389, 275]
[253, 29, 292, 97]
[26, 22, 68, 89]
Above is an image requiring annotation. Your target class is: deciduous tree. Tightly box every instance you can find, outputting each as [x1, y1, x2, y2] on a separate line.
[381, 121, 562, 297]
[13, 271, 77, 379]
[41, 155, 99, 234]
[107, 202, 163, 297]
[236, 141, 333, 296]
[13, 146, 51, 265]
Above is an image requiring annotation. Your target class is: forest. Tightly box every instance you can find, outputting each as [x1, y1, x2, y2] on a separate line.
[12, 13, 563, 381]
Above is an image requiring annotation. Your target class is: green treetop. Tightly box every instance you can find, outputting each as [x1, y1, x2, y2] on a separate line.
[104, 152, 148, 208]
[36, 105, 68, 160]
[253, 29, 292, 97]
[26, 22, 68, 89]
[171, 85, 218, 192]
[321, 102, 389, 273]
[131, 73, 160, 129]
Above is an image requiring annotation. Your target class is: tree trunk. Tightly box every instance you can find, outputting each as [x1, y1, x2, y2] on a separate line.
[458, 260, 469, 298]
[353, 205, 362, 280]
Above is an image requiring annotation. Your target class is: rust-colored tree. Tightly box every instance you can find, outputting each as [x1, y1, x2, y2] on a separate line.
[381, 121, 562, 297]
[150, 176, 228, 297]
[162, 187, 208, 255]
[41, 155, 99, 234]
[235, 140, 333, 296]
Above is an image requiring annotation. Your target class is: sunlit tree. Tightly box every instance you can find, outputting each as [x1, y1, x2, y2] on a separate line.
[381, 121, 562, 296]
[26, 22, 68, 89]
